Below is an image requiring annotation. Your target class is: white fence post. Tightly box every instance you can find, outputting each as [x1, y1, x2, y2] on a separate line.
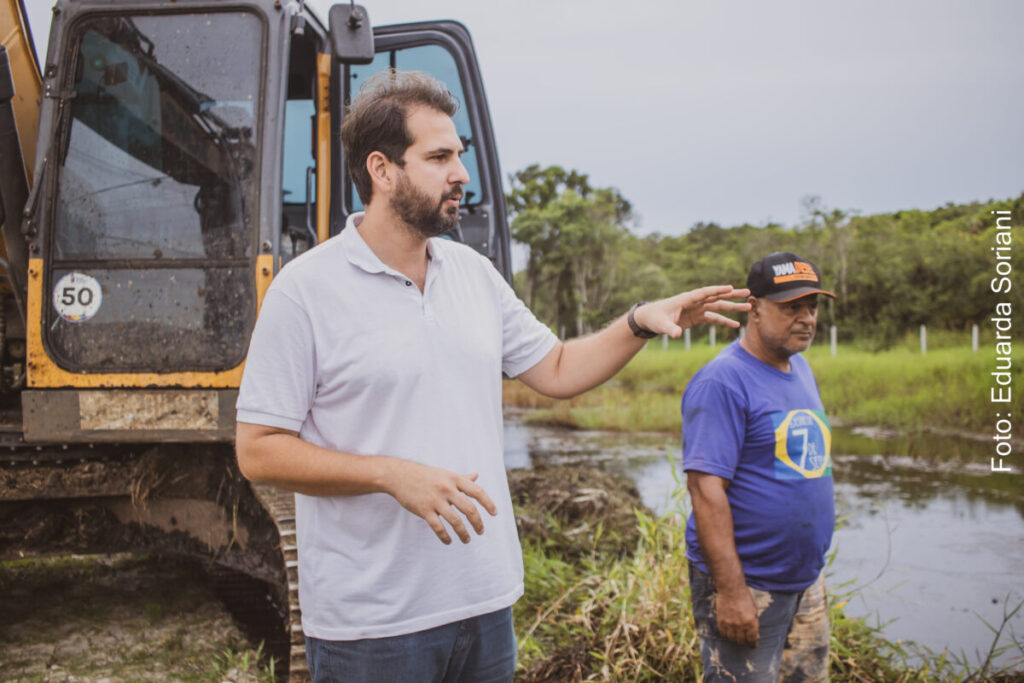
[830, 325, 837, 356]
[662, 334, 668, 350]
[972, 324, 979, 352]
[684, 328, 691, 351]
[920, 324, 927, 354]
[709, 327, 716, 348]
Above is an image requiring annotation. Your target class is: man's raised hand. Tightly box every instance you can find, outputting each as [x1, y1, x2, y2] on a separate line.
[633, 286, 751, 338]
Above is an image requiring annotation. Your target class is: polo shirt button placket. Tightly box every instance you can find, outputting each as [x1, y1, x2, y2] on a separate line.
[421, 288, 435, 322]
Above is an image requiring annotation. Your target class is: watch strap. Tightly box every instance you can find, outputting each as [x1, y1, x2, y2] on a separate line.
[628, 302, 658, 339]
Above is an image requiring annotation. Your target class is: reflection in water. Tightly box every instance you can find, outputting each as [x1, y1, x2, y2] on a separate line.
[503, 417, 1024, 670]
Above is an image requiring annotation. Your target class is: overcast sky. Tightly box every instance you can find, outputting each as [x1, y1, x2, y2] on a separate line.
[26, 0, 1024, 235]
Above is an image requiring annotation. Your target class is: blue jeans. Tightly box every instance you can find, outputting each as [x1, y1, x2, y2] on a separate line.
[689, 565, 830, 683]
[305, 607, 516, 683]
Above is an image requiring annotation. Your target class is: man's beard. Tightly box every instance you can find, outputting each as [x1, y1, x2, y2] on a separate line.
[390, 172, 462, 239]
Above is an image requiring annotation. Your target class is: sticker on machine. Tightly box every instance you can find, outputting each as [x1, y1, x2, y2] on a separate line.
[53, 272, 103, 323]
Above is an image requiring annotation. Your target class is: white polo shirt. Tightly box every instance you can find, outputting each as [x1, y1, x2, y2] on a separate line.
[236, 213, 557, 640]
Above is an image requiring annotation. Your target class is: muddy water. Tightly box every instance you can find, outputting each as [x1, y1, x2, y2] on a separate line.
[503, 417, 1024, 670]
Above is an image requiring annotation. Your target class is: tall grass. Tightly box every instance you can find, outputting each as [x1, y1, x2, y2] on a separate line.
[514, 508, 948, 682]
[504, 340, 1024, 436]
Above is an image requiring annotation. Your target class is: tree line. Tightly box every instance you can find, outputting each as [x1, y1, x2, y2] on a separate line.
[507, 164, 1024, 348]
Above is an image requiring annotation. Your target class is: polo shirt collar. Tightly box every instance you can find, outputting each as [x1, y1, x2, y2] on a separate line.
[341, 212, 444, 276]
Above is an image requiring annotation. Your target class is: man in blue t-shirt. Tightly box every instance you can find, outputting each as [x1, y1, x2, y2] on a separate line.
[682, 251, 836, 682]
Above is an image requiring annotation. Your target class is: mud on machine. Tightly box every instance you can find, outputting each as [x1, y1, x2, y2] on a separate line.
[0, 1, 512, 679]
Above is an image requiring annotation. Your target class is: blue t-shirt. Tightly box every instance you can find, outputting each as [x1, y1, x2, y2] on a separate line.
[682, 341, 834, 592]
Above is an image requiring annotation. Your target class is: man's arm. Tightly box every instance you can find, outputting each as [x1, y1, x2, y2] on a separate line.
[517, 286, 750, 399]
[687, 471, 759, 647]
[235, 423, 497, 545]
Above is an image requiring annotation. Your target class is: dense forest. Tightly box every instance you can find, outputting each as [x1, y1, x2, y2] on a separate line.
[508, 164, 1024, 348]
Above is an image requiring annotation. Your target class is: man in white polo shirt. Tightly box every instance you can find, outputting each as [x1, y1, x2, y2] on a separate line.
[235, 70, 749, 683]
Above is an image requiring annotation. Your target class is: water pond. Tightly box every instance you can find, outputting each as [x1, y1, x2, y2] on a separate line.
[503, 417, 1024, 671]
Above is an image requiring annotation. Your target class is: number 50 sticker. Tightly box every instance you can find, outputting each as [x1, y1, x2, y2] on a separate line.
[53, 272, 103, 323]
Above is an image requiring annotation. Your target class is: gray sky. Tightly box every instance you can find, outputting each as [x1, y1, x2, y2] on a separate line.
[338, 0, 1024, 234]
[26, 0, 1024, 235]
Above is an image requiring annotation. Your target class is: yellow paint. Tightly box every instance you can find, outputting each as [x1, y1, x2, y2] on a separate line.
[26, 255, 275, 388]
[1, 0, 41, 181]
[316, 52, 331, 244]
[255, 252, 274, 307]
[0, 0, 42, 296]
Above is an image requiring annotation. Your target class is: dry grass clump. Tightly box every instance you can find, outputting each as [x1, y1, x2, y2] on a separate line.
[509, 465, 646, 560]
[504, 380, 562, 410]
[515, 510, 702, 683]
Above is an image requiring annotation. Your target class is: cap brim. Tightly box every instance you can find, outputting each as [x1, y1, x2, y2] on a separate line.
[764, 287, 836, 303]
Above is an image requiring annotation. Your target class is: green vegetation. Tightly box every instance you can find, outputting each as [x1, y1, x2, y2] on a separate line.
[509, 165, 1024, 350]
[508, 165, 639, 338]
[504, 341, 1024, 438]
[515, 514, 943, 682]
[508, 467, 995, 682]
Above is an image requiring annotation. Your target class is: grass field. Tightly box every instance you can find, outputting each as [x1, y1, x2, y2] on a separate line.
[504, 335, 1024, 437]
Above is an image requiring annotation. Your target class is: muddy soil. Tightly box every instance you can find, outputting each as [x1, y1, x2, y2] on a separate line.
[0, 554, 271, 682]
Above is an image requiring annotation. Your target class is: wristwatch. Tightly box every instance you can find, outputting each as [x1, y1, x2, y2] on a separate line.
[627, 302, 658, 339]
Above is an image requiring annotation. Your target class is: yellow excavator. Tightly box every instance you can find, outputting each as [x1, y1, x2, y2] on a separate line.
[0, 1, 512, 679]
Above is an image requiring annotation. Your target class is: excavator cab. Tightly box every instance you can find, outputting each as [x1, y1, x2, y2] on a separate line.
[21, 1, 510, 432]
[0, 1, 511, 679]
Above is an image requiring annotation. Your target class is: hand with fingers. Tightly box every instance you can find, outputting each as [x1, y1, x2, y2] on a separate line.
[633, 286, 751, 338]
[716, 587, 760, 647]
[383, 460, 498, 544]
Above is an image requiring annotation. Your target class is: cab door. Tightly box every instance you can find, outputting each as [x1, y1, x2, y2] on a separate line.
[331, 21, 512, 282]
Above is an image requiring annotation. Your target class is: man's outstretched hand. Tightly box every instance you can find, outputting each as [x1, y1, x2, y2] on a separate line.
[633, 286, 751, 338]
[382, 459, 498, 545]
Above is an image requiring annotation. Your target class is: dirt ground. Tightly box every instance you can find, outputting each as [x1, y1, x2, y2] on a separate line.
[0, 464, 644, 683]
[0, 554, 272, 682]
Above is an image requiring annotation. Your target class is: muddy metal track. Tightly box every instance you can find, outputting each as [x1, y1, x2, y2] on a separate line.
[253, 482, 309, 682]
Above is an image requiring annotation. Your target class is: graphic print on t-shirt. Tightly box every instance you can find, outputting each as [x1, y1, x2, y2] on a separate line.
[770, 409, 832, 480]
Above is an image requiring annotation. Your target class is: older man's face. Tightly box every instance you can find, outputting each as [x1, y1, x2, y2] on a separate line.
[752, 294, 819, 357]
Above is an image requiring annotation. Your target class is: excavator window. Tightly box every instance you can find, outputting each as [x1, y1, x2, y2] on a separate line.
[45, 11, 264, 372]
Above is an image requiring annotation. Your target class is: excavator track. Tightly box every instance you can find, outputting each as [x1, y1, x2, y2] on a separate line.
[253, 482, 309, 682]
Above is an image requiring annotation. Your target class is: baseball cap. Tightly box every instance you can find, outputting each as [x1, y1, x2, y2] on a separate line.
[747, 252, 836, 302]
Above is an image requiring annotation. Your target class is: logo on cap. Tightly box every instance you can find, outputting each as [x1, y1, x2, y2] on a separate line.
[772, 261, 819, 284]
